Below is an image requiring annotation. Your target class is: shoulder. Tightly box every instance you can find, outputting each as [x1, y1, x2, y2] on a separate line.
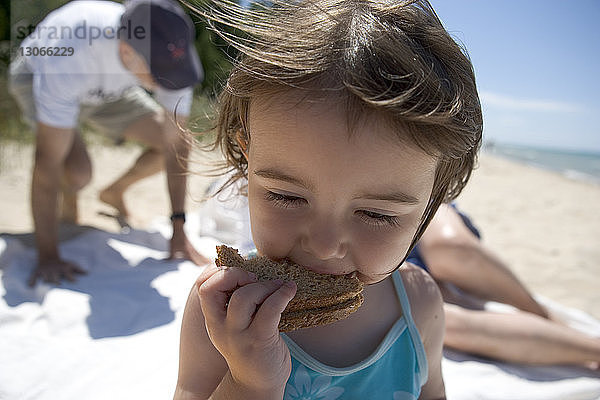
[400, 264, 446, 397]
[399, 262, 442, 311]
[399, 263, 444, 342]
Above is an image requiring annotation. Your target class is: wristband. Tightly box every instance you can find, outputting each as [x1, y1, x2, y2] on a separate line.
[170, 212, 186, 223]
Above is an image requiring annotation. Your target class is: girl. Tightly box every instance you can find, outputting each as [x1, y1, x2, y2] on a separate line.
[175, 0, 481, 398]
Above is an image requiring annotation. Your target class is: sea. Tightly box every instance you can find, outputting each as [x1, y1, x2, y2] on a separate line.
[482, 142, 600, 185]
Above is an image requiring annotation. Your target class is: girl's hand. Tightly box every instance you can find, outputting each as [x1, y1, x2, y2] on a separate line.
[199, 265, 297, 396]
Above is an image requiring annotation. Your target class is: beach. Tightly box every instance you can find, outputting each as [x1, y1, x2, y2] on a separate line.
[1, 141, 599, 319]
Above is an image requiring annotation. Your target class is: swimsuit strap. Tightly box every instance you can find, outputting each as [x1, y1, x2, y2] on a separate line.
[392, 270, 429, 387]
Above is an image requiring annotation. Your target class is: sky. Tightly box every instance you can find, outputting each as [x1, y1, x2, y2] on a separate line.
[429, 0, 600, 153]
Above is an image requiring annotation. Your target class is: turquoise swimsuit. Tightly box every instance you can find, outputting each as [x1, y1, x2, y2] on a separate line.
[281, 271, 428, 400]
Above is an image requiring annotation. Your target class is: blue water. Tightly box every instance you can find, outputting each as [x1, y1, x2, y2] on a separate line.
[483, 142, 600, 184]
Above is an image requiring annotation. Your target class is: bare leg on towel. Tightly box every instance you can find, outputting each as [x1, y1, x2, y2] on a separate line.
[444, 303, 600, 368]
[99, 148, 163, 219]
[418, 204, 600, 368]
[99, 114, 165, 220]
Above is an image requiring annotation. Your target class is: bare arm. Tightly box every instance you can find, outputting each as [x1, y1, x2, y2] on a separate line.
[402, 265, 446, 400]
[174, 272, 229, 399]
[28, 122, 86, 285]
[161, 115, 209, 265]
[32, 123, 74, 259]
[174, 268, 279, 400]
[174, 266, 296, 400]
[163, 116, 188, 218]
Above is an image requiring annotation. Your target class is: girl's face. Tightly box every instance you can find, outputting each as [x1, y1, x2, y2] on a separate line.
[247, 93, 437, 285]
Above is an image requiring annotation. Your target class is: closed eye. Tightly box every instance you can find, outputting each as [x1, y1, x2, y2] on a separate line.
[264, 191, 306, 208]
[265, 190, 401, 227]
[357, 210, 402, 227]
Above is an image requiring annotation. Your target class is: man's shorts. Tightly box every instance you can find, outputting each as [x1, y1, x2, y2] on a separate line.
[8, 55, 162, 142]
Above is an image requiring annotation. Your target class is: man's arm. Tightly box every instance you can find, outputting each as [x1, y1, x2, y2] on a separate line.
[163, 115, 188, 218]
[162, 115, 209, 265]
[29, 122, 86, 285]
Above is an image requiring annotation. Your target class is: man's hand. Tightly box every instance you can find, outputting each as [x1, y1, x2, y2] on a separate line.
[169, 228, 210, 265]
[28, 257, 87, 287]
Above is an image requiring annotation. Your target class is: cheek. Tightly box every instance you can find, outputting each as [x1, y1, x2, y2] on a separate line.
[352, 229, 413, 282]
[248, 194, 299, 259]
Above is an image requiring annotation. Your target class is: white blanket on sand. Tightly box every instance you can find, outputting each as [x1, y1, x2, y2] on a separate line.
[1, 194, 600, 400]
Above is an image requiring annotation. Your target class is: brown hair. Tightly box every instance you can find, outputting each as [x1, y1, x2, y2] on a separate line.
[193, 0, 482, 257]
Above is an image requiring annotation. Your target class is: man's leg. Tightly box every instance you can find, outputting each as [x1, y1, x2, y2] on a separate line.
[98, 112, 165, 218]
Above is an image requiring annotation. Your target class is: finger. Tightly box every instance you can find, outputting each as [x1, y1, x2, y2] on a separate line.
[27, 270, 40, 288]
[63, 264, 85, 282]
[252, 281, 297, 336]
[191, 251, 211, 266]
[64, 268, 76, 283]
[227, 280, 286, 331]
[182, 247, 204, 264]
[43, 269, 61, 285]
[194, 264, 222, 289]
[199, 267, 258, 325]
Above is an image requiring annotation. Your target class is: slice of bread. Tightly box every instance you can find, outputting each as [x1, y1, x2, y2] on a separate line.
[215, 245, 364, 332]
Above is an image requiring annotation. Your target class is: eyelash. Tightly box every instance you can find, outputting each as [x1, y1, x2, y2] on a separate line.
[264, 191, 306, 208]
[264, 191, 401, 227]
[357, 210, 402, 228]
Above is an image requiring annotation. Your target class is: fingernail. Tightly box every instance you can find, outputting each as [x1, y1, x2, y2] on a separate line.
[248, 272, 258, 281]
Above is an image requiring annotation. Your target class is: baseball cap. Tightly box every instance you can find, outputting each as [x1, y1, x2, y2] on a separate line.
[120, 0, 203, 90]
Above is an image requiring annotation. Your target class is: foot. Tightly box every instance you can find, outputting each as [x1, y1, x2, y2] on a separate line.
[59, 189, 79, 224]
[99, 186, 129, 218]
[97, 210, 132, 230]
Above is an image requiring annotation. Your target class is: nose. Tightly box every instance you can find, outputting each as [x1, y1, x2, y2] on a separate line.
[301, 216, 347, 261]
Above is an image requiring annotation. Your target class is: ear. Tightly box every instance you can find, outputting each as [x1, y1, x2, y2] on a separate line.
[235, 130, 249, 161]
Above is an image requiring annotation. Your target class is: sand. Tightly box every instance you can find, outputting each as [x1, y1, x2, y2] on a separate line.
[1, 141, 599, 319]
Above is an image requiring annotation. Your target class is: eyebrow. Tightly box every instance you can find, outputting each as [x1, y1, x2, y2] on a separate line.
[254, 168, 420, 205]
[354, 192, 420, 205]
[253, 168, 315, 191]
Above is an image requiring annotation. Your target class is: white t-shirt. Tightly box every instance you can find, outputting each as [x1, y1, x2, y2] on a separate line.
[20, 1, 193, 129]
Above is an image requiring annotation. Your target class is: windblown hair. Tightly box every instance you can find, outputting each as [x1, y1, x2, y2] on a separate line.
[192, 0, 483, 257]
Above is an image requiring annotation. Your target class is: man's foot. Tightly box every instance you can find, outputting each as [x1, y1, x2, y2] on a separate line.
[59, 189, 79, 224]
[99, 186, 133, 229]
[99, 186, 129, 218]
[97, 210, 132, 229]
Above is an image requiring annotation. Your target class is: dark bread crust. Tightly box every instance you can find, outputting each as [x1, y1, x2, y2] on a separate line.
[278, 295, 364, 332]
[215, 245, 364, 331]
